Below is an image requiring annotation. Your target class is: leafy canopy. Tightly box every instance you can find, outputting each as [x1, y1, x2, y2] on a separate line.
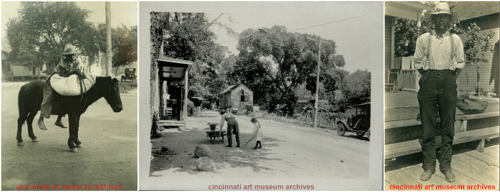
[6, 2, 99, 69]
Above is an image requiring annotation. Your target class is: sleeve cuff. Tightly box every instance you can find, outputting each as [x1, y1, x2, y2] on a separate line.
[414, 62, 423, 69]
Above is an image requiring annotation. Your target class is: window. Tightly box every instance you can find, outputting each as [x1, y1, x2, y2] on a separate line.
[241, 89, 245, 101]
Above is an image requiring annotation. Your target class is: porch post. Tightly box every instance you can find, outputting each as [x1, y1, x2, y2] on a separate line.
[183, 68, 188, 122]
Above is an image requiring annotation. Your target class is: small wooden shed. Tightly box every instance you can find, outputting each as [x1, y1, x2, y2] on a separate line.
[219, 83, 253, 113]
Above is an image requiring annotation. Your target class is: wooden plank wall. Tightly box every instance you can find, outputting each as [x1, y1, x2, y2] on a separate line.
[230, 84, 253, 111]
[385, 16, 394, 82]
[457, 14, 500, 94]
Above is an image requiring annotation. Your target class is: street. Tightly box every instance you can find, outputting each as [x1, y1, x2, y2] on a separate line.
[1, 81, 137, 190]
[150, 110, 369, 179]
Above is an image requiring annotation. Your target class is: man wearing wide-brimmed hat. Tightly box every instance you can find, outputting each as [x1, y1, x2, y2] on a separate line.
[414, 2, 464, 182]
[38, 44, 82, 130]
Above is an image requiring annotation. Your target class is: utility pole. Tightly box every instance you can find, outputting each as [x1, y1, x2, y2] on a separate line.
[314, 37, 321, 128]
[105, 2, 112, 76]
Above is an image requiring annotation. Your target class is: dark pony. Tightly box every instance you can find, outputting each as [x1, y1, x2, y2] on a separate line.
[17, 76, 123, 152]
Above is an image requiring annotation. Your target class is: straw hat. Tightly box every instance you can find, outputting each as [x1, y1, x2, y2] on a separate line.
[424, 2, 458, 24]
[61, 44, 78, 55]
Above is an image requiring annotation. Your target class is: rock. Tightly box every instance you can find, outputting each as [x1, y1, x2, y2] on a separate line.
[195, 157, 216, 172]
[162, 146, 168, 151]
[194, 145, 212, 158]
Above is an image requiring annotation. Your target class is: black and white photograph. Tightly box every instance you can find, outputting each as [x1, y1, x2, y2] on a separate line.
[139, 2, 383, 190]
[385, 1, 499, 190]
[1, 2, 137, 190]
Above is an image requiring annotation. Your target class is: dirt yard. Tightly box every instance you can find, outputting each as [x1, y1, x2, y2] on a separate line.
[150, 110, 369, 179]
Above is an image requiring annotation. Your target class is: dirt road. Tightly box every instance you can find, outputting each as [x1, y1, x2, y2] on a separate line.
[150, 110, 369, 179]
[1, 82, 137, 190]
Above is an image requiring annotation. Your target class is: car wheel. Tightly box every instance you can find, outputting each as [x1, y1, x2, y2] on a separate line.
[337, 123, 346, 136]
[356, 131, 365, 137]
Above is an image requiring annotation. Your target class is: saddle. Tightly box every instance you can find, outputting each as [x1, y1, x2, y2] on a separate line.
[50, 74, 96, 96]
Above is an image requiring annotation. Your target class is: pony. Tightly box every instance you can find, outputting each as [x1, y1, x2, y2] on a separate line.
[17, 76, 123, 152]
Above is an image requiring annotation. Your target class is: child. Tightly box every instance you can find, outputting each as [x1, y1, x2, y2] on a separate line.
[250, 118, 263, 149]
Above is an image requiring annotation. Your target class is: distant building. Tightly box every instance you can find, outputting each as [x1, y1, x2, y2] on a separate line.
[219, 83, 253, 114]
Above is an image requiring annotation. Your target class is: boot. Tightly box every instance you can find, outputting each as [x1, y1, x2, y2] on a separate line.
[420, 169, 435, 181]
[441, 169, 455, 182]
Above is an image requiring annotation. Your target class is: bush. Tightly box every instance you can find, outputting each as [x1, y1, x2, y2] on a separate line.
[202, 101, 212, 110]
[245, 104, 253, 114]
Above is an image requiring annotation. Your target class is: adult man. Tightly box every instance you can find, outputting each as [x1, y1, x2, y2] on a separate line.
[37, 44, 83, 130]
[414, 2, 464, 182]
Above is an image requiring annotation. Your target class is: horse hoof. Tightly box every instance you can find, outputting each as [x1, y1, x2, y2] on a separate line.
[76, 144, 83, 148]
[17, 142, 24, 146]
[70, 148, 78, 153]
[32, 139, 38, 142]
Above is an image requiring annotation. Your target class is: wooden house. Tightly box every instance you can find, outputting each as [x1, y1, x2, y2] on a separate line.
[384, 2, 500, 181]
[453, 2, 499, 94]
[218, 83, 253, 113]
[385, 2, 499, 94]
[385, 2, 432, 92]
[2, 51, 46, 81]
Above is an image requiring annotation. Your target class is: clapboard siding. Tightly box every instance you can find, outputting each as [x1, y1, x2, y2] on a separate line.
[457, 13, 499, 93]
[219, 84, 253, 112]
[385, 16, 394, 82]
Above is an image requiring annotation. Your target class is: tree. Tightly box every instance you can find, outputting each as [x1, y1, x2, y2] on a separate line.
[325, 69, 370, 113]
[461, 23, 494, 95]
[233, 25, 340, 116]
[95, 24, 137, 67]
[6, 2, 99, 71]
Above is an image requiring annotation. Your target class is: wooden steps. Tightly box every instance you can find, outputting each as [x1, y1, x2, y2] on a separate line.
[385, 101, 499, 160]
[385, 126, 499, 159]
[385, 100, 499, 121]
[386, 112, 499, 130]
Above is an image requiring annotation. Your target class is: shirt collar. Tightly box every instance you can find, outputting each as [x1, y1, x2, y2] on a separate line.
[430, 30, 450, 37]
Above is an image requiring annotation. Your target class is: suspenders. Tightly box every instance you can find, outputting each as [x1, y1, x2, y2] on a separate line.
[425, 33, 455, 68]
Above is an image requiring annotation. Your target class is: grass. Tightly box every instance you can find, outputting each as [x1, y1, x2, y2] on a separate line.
[257, 111, 339, 130]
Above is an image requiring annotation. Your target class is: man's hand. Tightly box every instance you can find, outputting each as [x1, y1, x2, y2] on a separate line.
[455, 68, 462, 78]
[417, 68, 425, 76]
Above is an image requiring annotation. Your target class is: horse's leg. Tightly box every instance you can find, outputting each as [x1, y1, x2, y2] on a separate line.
[17, 111, 29, 146]
[74, 115, 82, 148]
[26, 110, 38, 142]
[67, 114, 77, 152]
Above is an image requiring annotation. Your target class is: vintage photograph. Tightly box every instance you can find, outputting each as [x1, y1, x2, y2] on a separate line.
[1, 2, 137, 190]
[139, 2, 383, 190]
[385, 1, 499, 190]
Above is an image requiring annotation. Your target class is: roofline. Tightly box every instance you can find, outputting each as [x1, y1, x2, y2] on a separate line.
[157, 57, 194, 65]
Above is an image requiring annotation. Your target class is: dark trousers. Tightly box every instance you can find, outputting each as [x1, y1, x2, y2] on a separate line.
[418, 69, 457, 171]
[40, 80, 54, 119]
[226, 118, 240, 146]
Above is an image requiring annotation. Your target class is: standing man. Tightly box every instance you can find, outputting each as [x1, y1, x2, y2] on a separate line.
[37, 44, 82, 130]
[414, 2, 464, 182]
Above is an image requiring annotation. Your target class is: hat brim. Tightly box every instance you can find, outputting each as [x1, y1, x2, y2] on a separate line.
[425, 13, 458, 24]
[61, 52, 77, 55]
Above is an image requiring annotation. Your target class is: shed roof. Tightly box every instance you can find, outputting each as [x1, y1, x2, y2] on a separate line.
[454, 2, 499, 21]
[219, 83, 252, 95]
[157, 57, 194, 66]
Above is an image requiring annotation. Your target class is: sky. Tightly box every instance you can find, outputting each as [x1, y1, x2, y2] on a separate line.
[198, 2, 384, 73]
[1, 1, 137, 51]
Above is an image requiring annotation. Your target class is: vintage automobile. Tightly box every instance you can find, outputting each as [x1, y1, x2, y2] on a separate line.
[121, 68, 137, 82]
[336, 102, 370, 140]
